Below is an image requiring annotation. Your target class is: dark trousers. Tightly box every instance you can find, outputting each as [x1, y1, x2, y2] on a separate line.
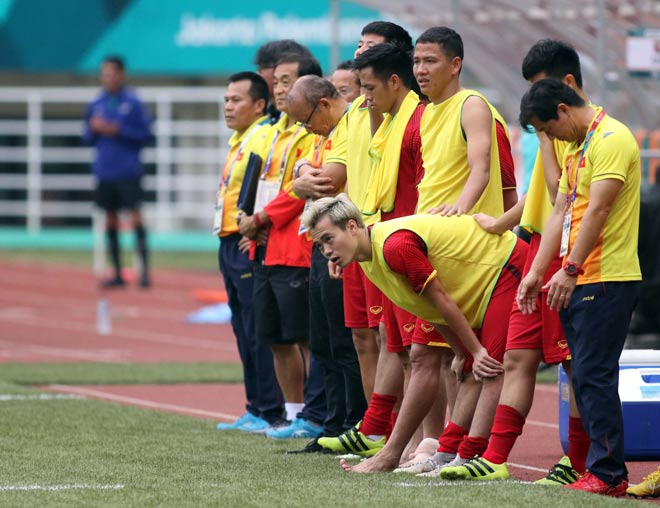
[218, 234, 282, 423]
[309, 248, 366, 436]
[561, 281, 640, 485]
[298, 353, 328, 426]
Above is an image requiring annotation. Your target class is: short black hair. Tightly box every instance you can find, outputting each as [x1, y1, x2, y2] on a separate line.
[361, 21, 413, 53]
[353, 43, 414, 89]
[275, 53, 323, 78]
[522, 39, 583, 89]
[336, 60, 354, 71]
[416, 26, 463, 60]
[253, 40, 312, 68]
[519, 78, 586, 131]
[295, 76, 340, 106]
[228, 71, 269, 110]
[103, 55, 125, 71]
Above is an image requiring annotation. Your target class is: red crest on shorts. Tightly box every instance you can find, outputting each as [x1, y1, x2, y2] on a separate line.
[295, 148, 302, 158]
[325, 140, 332, 150]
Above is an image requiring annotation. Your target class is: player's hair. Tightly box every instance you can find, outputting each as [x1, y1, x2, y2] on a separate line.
[293, 76, 340, 106]
[416, 26, 463, 61]
[253, 40, 312, 68]
[336, 59, 354, 71]
[522, 39, 583, 89]
[275, 53, 323, 78]
[103, 55, 125, 71]
[519, 78, 586, 131]
[361, 21, 413, 53]
[228, 72, 269, 111]
[302, 193, 364, 231]
[353, 43, 414, 89]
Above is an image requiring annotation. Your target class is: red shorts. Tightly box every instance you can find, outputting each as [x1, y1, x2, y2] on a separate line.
[462, 238, 528, 370]
[342, 261, 383, 329]
[411, 318, 449, 347]
[506, 233, 569, 364]
[382, 297, 416, 353]
[411, 238, 528, 372]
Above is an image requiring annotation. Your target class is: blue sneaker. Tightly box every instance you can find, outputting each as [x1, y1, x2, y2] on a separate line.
[266, 417, 323, 439]
[236, 414, 271, 433]
[216, 412, 253, 430]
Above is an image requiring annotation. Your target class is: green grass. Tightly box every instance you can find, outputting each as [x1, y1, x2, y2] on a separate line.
[0, 249, 218, 272]
[0, 381, 652, 508]
[0, 363, 243, 386]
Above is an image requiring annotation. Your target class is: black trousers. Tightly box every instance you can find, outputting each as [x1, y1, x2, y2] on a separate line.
[561, 281, 640, 485]
[308, 248, 366, 435]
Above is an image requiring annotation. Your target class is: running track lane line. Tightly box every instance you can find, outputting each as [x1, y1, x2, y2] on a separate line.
[47, 384, 238, 421]
[0, 484, 124, 492]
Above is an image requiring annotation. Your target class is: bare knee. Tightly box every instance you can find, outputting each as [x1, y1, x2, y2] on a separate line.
[503, 349, 541, 377]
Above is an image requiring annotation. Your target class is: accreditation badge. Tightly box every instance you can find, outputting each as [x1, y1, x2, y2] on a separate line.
[212, 190, 225, 235]
[560, 208, 572, 257]
[254, 180, 281, 214]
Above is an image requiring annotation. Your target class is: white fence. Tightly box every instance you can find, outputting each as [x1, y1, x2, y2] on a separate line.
[1, 86, 659, 238]
[0, 86, 231, 233]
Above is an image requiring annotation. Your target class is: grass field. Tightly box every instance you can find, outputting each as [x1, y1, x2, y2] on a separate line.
[0, 365, 652, 508]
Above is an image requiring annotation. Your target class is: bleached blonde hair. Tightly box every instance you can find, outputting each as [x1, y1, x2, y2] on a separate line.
[301, 193, 365, 231]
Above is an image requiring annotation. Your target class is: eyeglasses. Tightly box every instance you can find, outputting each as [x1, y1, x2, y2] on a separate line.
[302, 101, 319, 127]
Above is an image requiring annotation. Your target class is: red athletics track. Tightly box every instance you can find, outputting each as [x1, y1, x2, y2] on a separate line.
[1, 258, 658, 493]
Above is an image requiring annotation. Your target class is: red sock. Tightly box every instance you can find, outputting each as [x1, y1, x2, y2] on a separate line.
[482, 405, 525, 464]
[438, 421, 469, 454]
[457, 436, 489, 459]
[360, 393, 397, 436]
[568, 416, 589, 474]
[387, 411, 398, 439]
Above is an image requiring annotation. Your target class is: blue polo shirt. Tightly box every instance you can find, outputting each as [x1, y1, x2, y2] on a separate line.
[83, 88, 153, 181]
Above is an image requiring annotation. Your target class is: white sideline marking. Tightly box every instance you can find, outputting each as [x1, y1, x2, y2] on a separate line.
[48, 385, 239, 421]
[507, 462, 548, 473]
[0, 394, 84, 401]
[395, 480, 534, 487]
[0, 484, 124, 492]
[534, 384, 558, 393]
[526, 419, 559, 429]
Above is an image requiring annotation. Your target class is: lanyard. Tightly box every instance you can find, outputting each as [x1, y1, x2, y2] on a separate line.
[261, 131, 280, 179]
[566, 109, 605, 207]
[311, 124, 337, 167]
[260, 125, 305, 180]
[220, 123, 262, 190]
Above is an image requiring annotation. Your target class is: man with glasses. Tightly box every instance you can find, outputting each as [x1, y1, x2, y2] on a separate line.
[284, 76, 367, 453]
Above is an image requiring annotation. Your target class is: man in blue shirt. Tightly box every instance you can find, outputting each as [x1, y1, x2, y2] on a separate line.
[83, 55, 153, 288]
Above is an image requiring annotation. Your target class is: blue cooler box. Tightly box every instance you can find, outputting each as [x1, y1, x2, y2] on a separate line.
[558, 349, 660, 460]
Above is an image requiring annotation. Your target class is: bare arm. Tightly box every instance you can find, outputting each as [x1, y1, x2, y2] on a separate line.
[473, 194, 526, 235]
[538, 132, 562, 204]
[516, 191, 565, 314]
[440, 95, 493, 216]
[543, 178, 624, 310]
[422, 277, 503, 379]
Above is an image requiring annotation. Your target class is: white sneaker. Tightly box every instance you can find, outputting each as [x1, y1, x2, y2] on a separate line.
[417, 454, 466, 478]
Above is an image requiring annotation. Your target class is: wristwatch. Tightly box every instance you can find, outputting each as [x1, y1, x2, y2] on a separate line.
[563, 261, 584, 276]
